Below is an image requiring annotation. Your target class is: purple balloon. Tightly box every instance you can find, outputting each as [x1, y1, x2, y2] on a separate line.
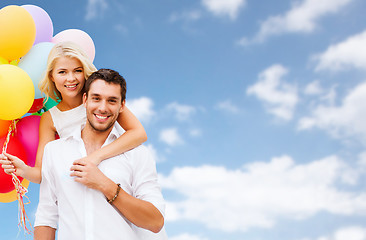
[22, 5, 53, 45]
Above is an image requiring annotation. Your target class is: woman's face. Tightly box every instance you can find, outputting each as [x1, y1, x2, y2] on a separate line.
[51, 56, 85, 100]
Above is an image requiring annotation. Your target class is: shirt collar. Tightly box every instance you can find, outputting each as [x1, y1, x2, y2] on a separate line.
[67, 122, 121, 146]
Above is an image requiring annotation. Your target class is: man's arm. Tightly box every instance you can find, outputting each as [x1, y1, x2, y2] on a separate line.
[34, 226, 56, 240]
[70, 158, 164, 233]
[101, 178, 164, 233]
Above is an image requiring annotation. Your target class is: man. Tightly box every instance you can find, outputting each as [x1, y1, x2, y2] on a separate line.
[34, 69, 167, 240]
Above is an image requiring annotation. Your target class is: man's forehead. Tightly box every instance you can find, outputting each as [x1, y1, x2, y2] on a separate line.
[88, 79, 121, 98]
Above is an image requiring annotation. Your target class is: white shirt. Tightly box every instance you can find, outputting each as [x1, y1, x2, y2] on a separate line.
[35, 124, 167, 240]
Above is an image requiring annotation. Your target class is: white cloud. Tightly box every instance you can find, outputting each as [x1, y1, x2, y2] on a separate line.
[332, 226, 366, 240]
[201, 0, 246, 20]
[314, 30, 366, 72]
[126, 97, 155, 124]
[247, 64, 298, 121]
[159, 128, 184, 146]
[215, 100, 240, 114]
[170, 233, 208, 240]
[239, 0, 352, 45]
[304, 81, 323, 95]
[304, 226, 366, 240]
[85, 0, 109, 21]
[166, 102, 196, 121]
[145, 144, 165, 163]
[161, 155, 366, 232]
[298, 82, 366, 143]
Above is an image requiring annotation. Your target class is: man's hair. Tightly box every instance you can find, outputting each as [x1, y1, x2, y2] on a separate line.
[85, 68, 127, 102]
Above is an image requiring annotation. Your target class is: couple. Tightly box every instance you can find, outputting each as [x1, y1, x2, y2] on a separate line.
[35, 68, 167, 239]
[1, 42, 167, 239]
[5, 69, 168, 239]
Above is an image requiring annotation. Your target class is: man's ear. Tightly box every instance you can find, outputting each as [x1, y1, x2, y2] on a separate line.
[119, 100, 126, 113]
[83, 93, 87, 107]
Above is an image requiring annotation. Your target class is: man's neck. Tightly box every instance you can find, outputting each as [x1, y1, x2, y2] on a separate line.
[81, 123, 113, 156]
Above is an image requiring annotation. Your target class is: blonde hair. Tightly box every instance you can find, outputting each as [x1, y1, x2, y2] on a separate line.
[39, 41, 97, 102]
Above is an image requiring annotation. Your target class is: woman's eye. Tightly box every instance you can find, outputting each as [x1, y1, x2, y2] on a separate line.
[76, 69, 83, 73]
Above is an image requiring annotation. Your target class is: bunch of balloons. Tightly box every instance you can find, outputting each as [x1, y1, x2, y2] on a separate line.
[0, 4, 96, 203]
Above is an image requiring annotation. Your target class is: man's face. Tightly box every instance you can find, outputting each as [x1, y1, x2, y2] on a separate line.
[83, 79, 124, 132]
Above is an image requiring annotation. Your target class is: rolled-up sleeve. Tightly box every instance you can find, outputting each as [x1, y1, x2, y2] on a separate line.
[34, 144, 58, 229]
[131, 146, 165, 217]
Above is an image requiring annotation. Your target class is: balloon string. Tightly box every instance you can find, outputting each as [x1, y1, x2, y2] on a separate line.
[1, 120, 33, 235]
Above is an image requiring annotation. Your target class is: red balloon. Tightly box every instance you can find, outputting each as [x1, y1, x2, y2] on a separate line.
[28, 98, 44, 113]
[0, 136, 28, 193]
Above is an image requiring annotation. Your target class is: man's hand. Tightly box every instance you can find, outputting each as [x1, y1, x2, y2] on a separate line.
[70, 158, 108, 191]
[0, 153, 28, 177]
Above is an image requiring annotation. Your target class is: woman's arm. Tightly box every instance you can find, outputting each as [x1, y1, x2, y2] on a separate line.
[0, 112, 57, 184]
[87, 106, 147, 165]
[31, 111, 58, 183]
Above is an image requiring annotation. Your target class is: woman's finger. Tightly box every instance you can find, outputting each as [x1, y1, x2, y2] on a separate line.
[1, 163, 14, 169]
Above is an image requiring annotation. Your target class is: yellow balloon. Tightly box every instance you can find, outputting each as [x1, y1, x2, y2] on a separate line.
[0, 64, 35, 120]
[0, 179, 30, 203]
[0, 56, 8, 65]
[0, 57, 8, 65]
[0, 5, 36, 61]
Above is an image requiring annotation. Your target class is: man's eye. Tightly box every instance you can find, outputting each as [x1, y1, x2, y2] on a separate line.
[92, 97, 100, 101]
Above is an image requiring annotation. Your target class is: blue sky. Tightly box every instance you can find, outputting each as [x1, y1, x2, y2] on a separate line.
[1, 0, 366, 239]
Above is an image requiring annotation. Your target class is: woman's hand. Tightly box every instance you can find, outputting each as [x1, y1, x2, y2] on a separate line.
[77, 155, 101, 166]
[0, 152, 29, 177]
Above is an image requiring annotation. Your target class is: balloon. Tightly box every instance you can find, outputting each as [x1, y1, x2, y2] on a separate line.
[0, 56, 8, 65]
[21, 5, 53, 45]
[18, 42, 55, 99]
[0, 64, 35, 120]
[16, 115, 41, 167]
[43, 98, 59, 111]
[0, 119, 11, 138]
[0, 136, 28, 193]
[28, 98, 44, 113]
[0, 179, 30, 203]
[9, 59, 19, 66]
[0, 5, 36, 61]
[52, 29, 95, 61]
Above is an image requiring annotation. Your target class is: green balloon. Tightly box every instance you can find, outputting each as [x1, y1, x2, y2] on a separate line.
[43, 98, 58, 111]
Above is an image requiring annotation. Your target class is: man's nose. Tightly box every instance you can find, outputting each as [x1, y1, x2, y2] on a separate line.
[97, 100, 108, 112]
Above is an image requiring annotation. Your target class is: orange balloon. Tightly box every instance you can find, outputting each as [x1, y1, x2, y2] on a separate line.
[0, 5, 36, 61]
[0, 119, 11, 138]
[0, 179, 30, 203]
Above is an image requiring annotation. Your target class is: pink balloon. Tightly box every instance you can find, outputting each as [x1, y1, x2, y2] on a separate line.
[22, 5, 53, 45]
[16, 115, 41, 167]
[52, 29, 95, 62]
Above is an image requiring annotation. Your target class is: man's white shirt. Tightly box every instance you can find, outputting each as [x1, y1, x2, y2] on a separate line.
[35, 124, 167, 240]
